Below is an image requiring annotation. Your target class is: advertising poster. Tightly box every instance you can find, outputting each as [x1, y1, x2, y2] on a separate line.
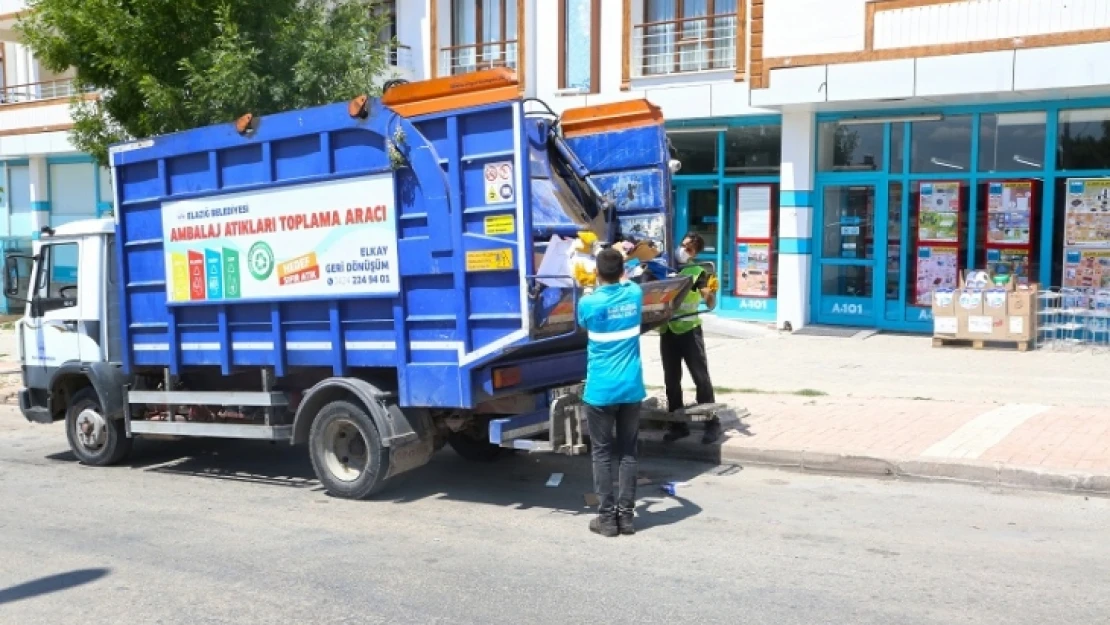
[162, 174, 400, 303]
[735, 185, 773, 239]
[917, 181, 960, 242]
[986, 248, 1031, 284]
[1063, 178, 1110, 247]
[986, 181, 1033, 245]
[1063, 248, 1110, 290]
[914, 245, 959, 306]
[734, 242, 771, 298]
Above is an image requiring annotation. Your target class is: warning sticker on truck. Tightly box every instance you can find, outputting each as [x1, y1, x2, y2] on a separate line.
[483, 162, 515, 205]
[484, 214, 515, 236]
[161, 173, 399, 303]
[466, 249, 514, 272]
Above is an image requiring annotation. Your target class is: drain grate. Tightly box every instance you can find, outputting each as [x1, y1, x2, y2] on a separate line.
[792, 325, 871, 338]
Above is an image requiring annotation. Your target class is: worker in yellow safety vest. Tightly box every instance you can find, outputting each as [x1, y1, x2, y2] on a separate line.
[660, 233, 721, 444]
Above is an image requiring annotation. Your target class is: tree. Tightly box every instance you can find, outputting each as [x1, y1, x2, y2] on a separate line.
[19, 0, 395, 165]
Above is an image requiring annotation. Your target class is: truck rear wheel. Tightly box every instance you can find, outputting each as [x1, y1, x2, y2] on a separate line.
[308, 400, 391, 499]
[65, 387, 132, 466]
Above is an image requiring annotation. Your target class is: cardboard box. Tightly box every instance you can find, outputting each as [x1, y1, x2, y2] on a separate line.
[980, 287, 1010, 339]
[931, 289, 958, 337]
[1005, 283, 1039, 342]
[955, 289, 983, 338]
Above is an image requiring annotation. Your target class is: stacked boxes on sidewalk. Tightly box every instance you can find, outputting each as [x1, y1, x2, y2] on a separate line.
[932, 272, 1038, 346]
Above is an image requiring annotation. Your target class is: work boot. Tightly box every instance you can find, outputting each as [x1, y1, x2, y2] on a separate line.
[702, 418, 722, 445]
[589, 509, 619, 537]
[663, 422, 691, 443]
[617, 507, 636, 536]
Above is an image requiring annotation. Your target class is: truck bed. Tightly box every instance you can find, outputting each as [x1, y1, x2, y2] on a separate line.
[111, 70, 683, 410]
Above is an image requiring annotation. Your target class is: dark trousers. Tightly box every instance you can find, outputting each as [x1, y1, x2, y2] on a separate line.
[584, 402, 641, 513]
[660, 325, 715, 413]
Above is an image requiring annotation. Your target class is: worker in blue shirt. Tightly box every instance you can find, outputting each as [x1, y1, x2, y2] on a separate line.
[577, 247, 646, 538]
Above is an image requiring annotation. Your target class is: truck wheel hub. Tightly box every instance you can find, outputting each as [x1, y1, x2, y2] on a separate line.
[323, 419, 368, 483]
[76, 408, 107, 449]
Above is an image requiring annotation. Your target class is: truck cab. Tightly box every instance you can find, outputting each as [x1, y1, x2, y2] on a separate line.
[6, 220, 121, 426]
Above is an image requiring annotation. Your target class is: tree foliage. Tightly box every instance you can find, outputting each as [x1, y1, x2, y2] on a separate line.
[19, 0, 395, 165]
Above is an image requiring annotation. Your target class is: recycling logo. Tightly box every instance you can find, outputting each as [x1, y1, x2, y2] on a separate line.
[248, 241, 274, 280]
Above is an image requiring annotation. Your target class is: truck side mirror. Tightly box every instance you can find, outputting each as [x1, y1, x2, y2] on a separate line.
[4, 254, 30, 303]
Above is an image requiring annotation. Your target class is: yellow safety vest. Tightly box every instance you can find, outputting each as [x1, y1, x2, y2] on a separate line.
[661, 265, 705, 335]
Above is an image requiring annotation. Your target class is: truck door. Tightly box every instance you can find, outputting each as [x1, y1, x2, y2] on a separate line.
[21, 239, 88, 389]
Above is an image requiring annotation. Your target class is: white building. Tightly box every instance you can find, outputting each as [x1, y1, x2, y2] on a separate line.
[8, 0, 1110, 332]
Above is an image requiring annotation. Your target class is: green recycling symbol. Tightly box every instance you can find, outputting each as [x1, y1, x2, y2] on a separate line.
[248, 241, 274, 280]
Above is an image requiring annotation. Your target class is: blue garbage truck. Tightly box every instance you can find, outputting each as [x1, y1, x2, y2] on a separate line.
[4, 69, 695, 499]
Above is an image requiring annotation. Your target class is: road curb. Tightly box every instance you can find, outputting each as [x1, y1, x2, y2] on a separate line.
[642, 438, 1110, 496]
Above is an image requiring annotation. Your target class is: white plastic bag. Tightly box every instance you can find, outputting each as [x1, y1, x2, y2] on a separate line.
[536, 235, 577, 288]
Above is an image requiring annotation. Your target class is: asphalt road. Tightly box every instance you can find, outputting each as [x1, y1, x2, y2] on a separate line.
[1, 407, 1107, 625]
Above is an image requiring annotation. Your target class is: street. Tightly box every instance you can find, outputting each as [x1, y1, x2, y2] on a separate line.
[1, 408, 1107, 625]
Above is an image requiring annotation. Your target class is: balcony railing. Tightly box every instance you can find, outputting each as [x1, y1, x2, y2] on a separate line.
[632, 14, 738, 78]
[0, 79, 93, 105]
[439, 40, 517, 77]
[387, 44, 413, 72]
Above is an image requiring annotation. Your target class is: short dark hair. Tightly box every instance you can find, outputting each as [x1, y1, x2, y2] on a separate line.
[683, 233, 706, 254]
[595, 247, 625, 283]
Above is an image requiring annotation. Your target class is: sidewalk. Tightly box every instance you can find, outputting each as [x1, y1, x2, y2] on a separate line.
[648, 317, 1110, 406]
[640, 318, 1110, 494]
[643, 393, 1110, 494]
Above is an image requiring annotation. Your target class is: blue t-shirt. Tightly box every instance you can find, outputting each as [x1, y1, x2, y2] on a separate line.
[577, 281, 647, 406]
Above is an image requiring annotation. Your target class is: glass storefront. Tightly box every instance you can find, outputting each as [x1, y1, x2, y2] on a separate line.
[812, 100, 1110, 332]
[666, 118, 782, 321]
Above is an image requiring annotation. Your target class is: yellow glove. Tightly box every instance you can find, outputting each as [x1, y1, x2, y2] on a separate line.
[573, 263, 597, 287]
[707, 274, 719, 292]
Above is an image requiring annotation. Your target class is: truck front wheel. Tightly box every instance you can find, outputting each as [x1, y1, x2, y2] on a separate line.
[65, 387, 132, 466]
[308, 400, 391, 500]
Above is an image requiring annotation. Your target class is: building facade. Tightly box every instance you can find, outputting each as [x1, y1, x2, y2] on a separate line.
[4, 0, 1110, 331]
[516, 0, 1110, 332]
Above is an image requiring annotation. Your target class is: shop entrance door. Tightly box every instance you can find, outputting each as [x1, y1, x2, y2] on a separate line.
[813, 182, 889, 327]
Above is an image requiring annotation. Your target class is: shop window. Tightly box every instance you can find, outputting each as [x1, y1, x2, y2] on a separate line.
[817, 122, 884, 172]
[974, 181, 1039, 286]
[905, 181, 970, 306]
[98, 167, 114, 210]
[685, 188, 718, 252]
[559, 0, 600, 93]
[668, 131, 718, 175]
[50, 162, 97, 218]
[889, 123, 905, 174]
[1058, 108, 1110, 171]
[723, 125, 780, 174]
[979, 112, 1046, 172]
[910, 116, 973, 173]
[447, 0, 518, 75]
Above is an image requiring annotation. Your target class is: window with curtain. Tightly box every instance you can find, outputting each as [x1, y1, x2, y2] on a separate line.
[449, 0, 518, 75]
[640, 0, 738, 77]
[560, 0, 598, 92]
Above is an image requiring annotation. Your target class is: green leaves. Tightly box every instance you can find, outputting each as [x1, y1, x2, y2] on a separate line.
[19, 0, 394, 165]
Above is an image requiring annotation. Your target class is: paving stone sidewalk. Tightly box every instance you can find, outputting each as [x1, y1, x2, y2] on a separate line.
[644, 392, 1110, 494]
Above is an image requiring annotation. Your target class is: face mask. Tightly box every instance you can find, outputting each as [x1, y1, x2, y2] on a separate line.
[676, 248, 691, 264]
